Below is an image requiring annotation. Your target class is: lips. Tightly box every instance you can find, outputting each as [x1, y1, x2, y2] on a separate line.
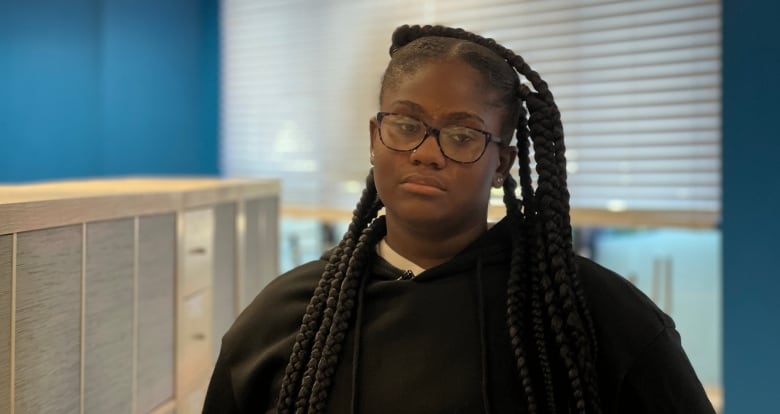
[400, 174, 446, 191]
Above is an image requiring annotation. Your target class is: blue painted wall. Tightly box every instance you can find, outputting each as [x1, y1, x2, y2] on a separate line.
[0, 0, 219, 182]
[722, 1, 780, 412]
[0, 0, 101, 180]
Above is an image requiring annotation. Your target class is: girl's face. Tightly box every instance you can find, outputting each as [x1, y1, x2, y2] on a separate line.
[370, 59, 516, 232]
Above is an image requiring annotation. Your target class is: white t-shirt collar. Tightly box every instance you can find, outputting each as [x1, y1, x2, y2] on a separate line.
[376, 238, 426, 277]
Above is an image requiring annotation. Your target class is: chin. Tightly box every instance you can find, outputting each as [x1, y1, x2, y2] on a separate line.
[389, 203, 465, 229]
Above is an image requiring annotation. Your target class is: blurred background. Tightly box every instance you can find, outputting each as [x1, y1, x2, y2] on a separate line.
[1, 0, 778, 413]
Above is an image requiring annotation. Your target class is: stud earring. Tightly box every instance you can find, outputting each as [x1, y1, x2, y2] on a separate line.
[493, 176, 504, 188]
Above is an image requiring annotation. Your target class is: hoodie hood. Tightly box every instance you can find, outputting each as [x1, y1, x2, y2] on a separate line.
[320, 215, 515, 283]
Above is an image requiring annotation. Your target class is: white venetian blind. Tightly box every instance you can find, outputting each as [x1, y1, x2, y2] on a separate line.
[220, 0, 721, 225]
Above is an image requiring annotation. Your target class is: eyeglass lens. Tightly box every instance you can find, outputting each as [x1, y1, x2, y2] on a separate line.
[379, 114, 488, 163]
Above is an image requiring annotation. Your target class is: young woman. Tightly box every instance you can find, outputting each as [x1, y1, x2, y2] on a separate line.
[203, 25, 715, 414]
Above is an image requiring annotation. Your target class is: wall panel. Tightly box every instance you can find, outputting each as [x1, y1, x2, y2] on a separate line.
[0, 235, 11, 414]
[243, 198, 279, 308]
[213, 202, 236, 360]
[15, 225, 82, 413]
[137, 214, 176, 413]
[84, 219, 134, 413]
[256, 198, 279, 292]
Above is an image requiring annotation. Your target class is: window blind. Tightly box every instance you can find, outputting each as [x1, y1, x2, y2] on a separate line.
[221, 0, 721, 225]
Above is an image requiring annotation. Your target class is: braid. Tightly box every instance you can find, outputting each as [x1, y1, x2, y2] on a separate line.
[527, 91, 600, 413]
[502, 175, 540, 413]
[276, 242, 346, 412]
[306, 218, 386, 412]
[277, 170, 383, 413]
[386, 25, 602, 413]
[294, 224, 362, 411]
[530, 253, 557, 412]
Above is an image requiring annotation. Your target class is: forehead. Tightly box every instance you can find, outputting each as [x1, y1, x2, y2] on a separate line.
[381, 59, 503, 125]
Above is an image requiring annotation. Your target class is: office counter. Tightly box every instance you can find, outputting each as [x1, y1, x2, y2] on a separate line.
[0, 178, 279, 414]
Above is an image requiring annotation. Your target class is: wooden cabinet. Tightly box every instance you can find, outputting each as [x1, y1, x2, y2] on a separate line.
[0, 178, 279, 413]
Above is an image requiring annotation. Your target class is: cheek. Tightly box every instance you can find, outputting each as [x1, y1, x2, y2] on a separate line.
[371, 153, 397, 199]
[452, 163, 497, 201]
[468, 152, 500, 186]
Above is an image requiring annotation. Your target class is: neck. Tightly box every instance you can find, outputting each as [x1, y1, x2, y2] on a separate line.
[384, 212, 488, 269]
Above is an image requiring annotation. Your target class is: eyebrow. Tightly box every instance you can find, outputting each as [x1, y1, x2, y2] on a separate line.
[392, 100, 487, 126]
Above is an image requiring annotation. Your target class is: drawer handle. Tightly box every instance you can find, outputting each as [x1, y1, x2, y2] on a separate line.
[192, 332, 207, 341]
[188, 246, 208, 255]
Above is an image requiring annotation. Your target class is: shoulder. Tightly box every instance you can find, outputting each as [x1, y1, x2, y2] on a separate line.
[216, 258, 327, 387]
[205, 260, 326, 412]
[575, 257, 714, 412]
[574, 256, 673, 374]
[576, 256, 673, 334]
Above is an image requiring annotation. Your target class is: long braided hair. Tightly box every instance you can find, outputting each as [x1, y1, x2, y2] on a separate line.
[276, 24, 601, 414]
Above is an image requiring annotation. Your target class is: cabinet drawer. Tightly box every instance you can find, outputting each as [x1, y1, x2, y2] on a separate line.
[176, 288, 213, 394]
[180, 208, 214, 296]
[177, 378, 209, 414]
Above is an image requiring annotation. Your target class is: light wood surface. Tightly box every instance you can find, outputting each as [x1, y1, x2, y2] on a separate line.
[176, 208, 214, 412]
[179, 209, 214, 297]
[176, 288, 212, 403]
[148, 399, 176, 414]
[0, 177, 280, 235]
[281, 204, 719, 229]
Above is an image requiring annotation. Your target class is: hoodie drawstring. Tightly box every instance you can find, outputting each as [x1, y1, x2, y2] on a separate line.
[475, 257, 492, 414]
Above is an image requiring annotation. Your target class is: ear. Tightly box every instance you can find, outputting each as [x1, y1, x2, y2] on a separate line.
[370, 116, 380, 151]
[496, 145, 517, 177]
[492, 145, 517, 188]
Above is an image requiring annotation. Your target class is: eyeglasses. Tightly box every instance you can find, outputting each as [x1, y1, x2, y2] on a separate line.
[376, 112, 503, 164]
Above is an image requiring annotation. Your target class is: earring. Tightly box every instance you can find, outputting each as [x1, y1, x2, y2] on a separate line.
[493, 176, 504, 188]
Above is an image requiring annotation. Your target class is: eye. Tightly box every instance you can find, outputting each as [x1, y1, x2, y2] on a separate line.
[388, 116, 422, 135]
[451, 133, 475, 143]
[443, 127, 481, 145]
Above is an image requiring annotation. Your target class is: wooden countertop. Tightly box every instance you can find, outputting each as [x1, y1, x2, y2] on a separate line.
[0, 177, 280, 234]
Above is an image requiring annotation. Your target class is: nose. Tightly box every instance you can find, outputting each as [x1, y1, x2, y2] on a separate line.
[410, 131, 446, 168]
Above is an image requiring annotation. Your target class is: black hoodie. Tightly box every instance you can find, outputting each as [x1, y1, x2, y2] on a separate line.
[203, 218, 715, 413]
